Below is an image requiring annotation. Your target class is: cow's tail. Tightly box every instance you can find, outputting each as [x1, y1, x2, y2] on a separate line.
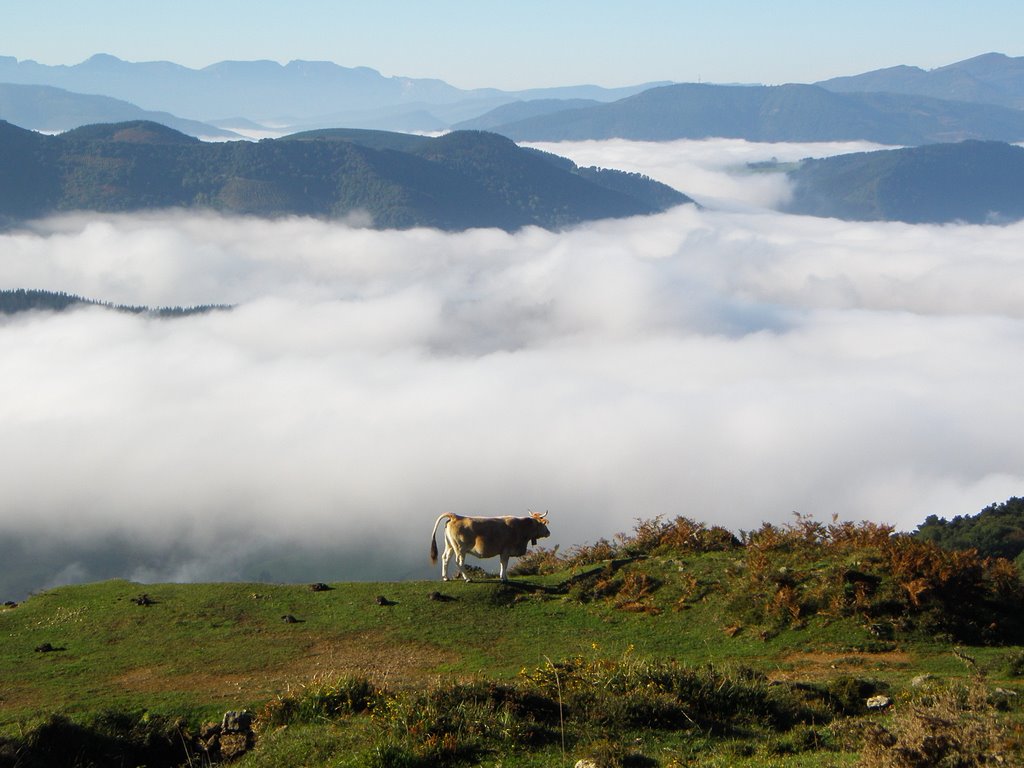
[430, 512, 457, 563]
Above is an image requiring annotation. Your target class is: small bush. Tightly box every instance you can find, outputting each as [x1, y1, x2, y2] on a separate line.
[258, 675, 379, 727]
[613, 572, 661, 611]
[566, 537, 620, 568]
[576, 737, 658, 768]
[512, 515, 743, 576]
[824, 676, 881, 715]
[618, 516, 742, 558]
[859, 680, 1012, 768]
[367, 679, 557, 766]
[1007, 649, 1024, 677]
[520, 652, 807, 735]
[356, 741, 429, 768]
[8, 712, 192, 768]
[509, 545, 563, 576]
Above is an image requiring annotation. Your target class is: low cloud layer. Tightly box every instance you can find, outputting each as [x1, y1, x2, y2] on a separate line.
[2, 138, 1022, 596]
[526, 137, 892, 210]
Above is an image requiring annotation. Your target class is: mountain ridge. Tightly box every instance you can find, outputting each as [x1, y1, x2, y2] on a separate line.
[0, 120, 692, 231]
[476, 82, 1024, 145]
[0, 53, 668, 132]
[0, 82, 237, 138]
[817, 51, 1024, 110]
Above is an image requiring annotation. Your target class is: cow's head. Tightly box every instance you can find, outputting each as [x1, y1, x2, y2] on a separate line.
[527, 510, 550, 545]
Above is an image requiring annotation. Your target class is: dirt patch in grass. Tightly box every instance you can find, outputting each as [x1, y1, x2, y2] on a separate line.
[112, 630, 459, 700]
[0, 682, 47, 713]
[114, 665, 279, 702]
[291, 630, 462, 685]
[771, 650, 914, 681]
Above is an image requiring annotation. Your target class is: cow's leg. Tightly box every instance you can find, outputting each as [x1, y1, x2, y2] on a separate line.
[499, 554, 509, 582]
[441, 545, 452, 581]
[457, 553, 471, 581]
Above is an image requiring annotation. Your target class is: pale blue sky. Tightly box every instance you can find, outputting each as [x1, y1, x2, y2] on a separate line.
[5, 0, 1023, 89]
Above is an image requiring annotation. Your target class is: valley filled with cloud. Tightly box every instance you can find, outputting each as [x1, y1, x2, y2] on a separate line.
[2, 138, 1022, 596]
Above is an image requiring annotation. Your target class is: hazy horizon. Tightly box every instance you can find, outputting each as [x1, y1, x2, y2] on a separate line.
[5, 1, 1024, 91]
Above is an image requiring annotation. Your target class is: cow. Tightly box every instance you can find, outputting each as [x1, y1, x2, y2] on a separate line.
[429, 511, 550, 582]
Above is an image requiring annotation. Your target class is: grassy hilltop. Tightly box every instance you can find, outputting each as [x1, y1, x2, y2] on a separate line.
[1, 516, 1023, 767]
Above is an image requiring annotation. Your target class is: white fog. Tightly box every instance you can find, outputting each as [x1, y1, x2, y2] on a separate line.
[2, 138, 1022, 596]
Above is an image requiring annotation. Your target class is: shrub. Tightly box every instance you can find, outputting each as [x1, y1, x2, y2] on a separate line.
[882, 536, 1024, 641]
[257, 675, 379, 728]
[366, 679, 558, 766]
[508, 544, 563, 576]
[8, 712, 192, 768]
[1006, 649, 1024, 678]
[513, 515, 743, 577]
[565, 537, 620, 568]
[859, 680, 1013, 768]
[723, 515, 1023, 642]
[575, 737, 658, 768]
[613, 572, 661, 613]
[618, 516, 742, 558]
[824, 676, 881, 715]
[519, 652, 805, 735]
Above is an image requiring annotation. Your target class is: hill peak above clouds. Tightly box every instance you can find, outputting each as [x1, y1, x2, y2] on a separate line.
[0, 121, 691, 230]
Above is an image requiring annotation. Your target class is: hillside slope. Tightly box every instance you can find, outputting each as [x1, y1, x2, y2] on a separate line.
[0, 82, 236, 137]
[482, 82, 1024, 144]
[785, 140, 1024, 224]
[1, 516, 1022, 767]
[0, 120, 692, 231]
[818, 51, 1024, 110]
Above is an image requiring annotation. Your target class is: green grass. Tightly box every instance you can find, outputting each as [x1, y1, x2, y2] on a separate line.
[1, 530, 1022, 767]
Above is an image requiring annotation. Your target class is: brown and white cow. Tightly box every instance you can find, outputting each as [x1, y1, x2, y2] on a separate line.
[429, 511, 550, 582]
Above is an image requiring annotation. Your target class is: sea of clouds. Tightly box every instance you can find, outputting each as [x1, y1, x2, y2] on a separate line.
[2, 138, 1023, 596]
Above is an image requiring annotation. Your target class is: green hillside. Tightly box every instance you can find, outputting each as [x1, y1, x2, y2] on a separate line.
[785, 140, 1024, 224]
[2, 516, 1022, 767]
[0, 120, 691, 231]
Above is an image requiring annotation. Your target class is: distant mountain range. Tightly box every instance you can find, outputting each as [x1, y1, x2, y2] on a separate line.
[0, 54, 666, 133]
[3, 52, 1024, 229]
[0, 82, 236, 137]
[785, 140, 1024, 224]
[472, 82, 1024, 145]
[817, 52, 1024, 110]
[453, 98, 602, 131]
[4, 51, 1024, 142]
[0, 120, 691, 231]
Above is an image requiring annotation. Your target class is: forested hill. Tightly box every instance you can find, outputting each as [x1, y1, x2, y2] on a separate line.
[784, 140, 1024, 224]
[477, 82, 1024, 145]
[0, 120, 692, 231]
[0, 289, 229, 317]
[915, 497, 1024, 564]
